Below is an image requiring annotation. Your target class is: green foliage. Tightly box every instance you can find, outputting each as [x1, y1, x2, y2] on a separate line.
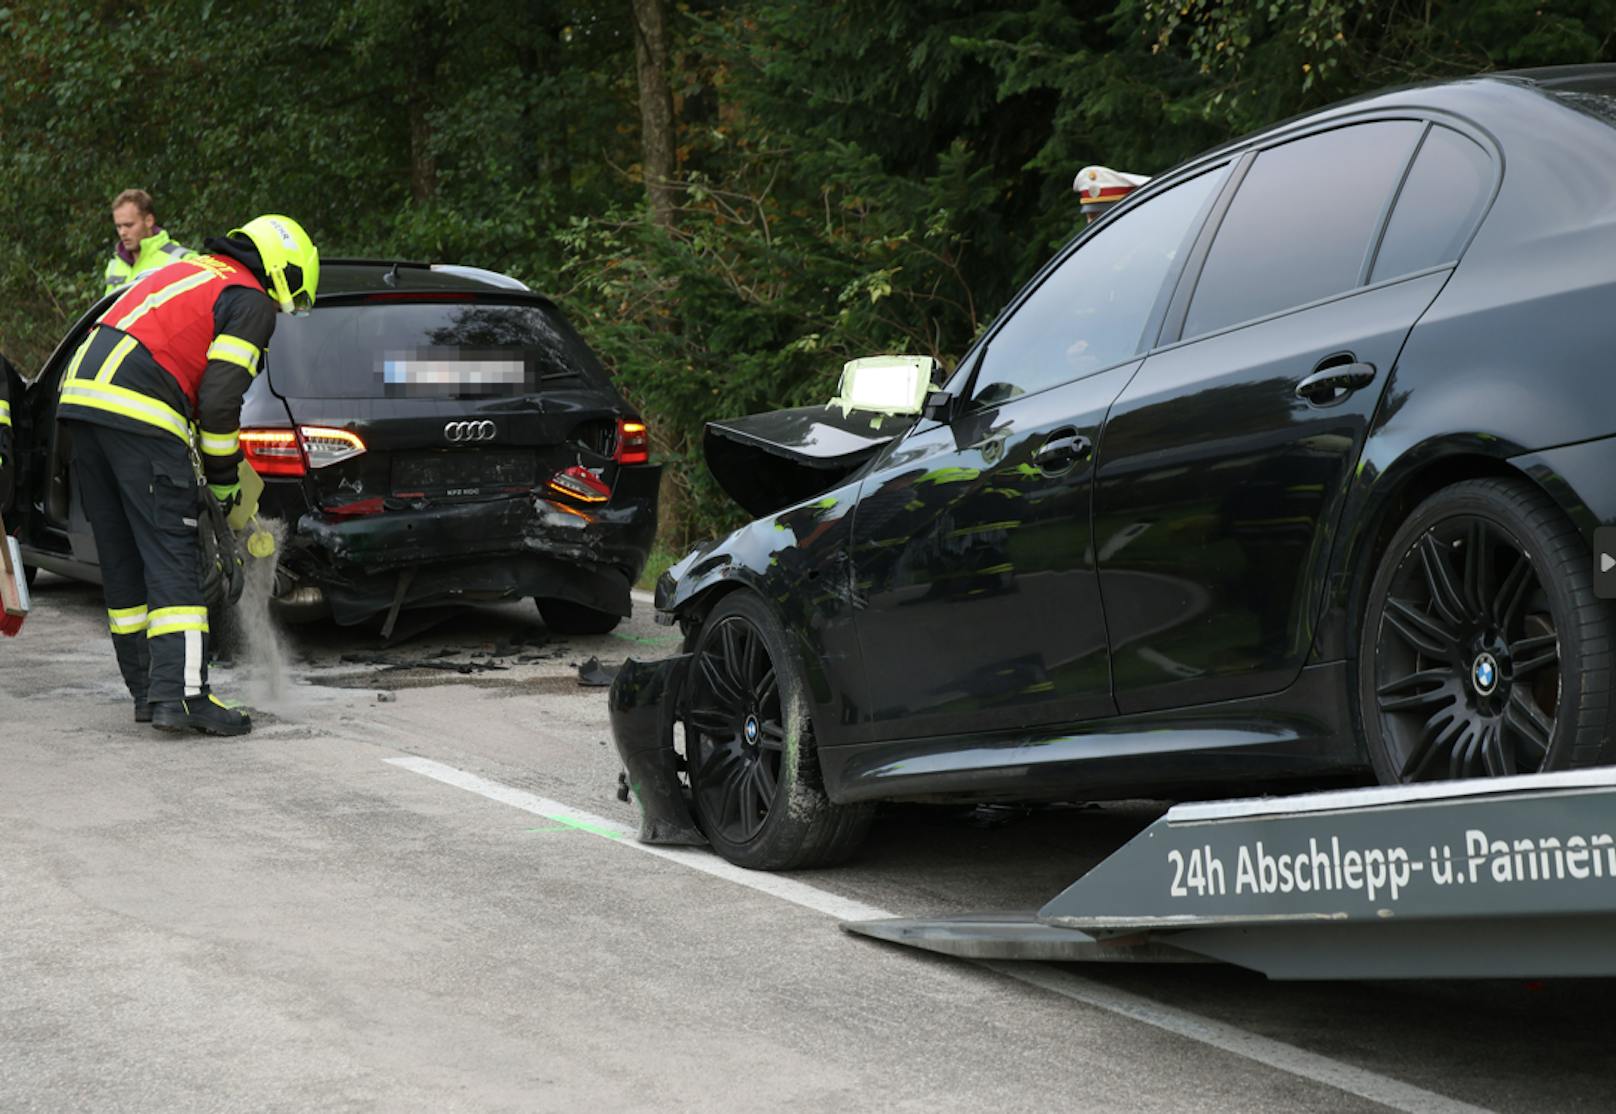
[1, 0, 1612, 546]
[0, 0, 639, 367]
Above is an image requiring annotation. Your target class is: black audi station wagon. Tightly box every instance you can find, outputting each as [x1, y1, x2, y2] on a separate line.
[612, 66, 1616, 870]
[14, 261, 659, 634]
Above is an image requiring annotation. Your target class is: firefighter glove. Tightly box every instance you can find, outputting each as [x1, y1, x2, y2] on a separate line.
[208, 482, 242, 513]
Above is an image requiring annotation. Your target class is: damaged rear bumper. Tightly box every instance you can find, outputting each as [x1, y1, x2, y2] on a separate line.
[290, 474, 658, 625]
[609, 655, 707, 846]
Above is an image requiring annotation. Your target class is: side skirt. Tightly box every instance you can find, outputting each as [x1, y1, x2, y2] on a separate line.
[821, 661, 1366, 805]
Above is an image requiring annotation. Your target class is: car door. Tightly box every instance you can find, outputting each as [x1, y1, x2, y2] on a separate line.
[847, 165, 1229, 741]
[1094, 119, 1492, 714]
[22, 302, 113, 578]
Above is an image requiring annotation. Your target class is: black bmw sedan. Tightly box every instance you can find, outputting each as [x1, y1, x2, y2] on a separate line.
[611, 65, 1616, 870]
[12, 261, 659, 634]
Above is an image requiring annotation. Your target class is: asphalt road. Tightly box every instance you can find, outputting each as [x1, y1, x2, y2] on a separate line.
[3, 571, 1614, 1113]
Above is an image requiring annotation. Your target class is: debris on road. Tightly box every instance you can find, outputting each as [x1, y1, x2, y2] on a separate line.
[576, 656, 618, 687]
[340, 652, 510, 675]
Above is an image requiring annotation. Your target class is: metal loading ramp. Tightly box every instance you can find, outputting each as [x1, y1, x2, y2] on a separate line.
[843, 768, 1616, 979]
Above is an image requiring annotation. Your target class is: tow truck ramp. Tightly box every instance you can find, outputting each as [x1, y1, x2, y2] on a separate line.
[843, 768, 1616, 979]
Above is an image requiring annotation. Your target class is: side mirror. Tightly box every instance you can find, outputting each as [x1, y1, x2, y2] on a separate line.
[830, 355, 939, 418]
[922, 390, 956, 423]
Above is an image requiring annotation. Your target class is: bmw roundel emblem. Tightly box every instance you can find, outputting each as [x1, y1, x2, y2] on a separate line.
[744, 715, 760, 743]
[1472, 653, 1498, 696]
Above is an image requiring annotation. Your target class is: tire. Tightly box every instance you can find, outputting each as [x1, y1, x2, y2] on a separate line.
[682, 592, 874, 869]
[1355, 477, 1614, 783]
[536, 597, 622, 635]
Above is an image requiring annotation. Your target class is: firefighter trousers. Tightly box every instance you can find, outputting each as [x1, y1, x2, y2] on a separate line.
[68, 421, 211, 704]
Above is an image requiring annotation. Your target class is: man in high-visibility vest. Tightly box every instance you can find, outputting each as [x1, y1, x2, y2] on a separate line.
[104, 189, 196, 296]
[59, 214, 318, 735]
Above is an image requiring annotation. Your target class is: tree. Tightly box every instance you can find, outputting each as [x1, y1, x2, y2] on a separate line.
[631, 0, 677, 230]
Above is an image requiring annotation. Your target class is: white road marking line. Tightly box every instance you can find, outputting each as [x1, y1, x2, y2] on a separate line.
[386, 755, 1492, 1114]
[385, 756, 892, 922]
[986, 962, 1493, 1114]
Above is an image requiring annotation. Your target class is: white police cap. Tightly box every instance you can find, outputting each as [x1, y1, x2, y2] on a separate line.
[1074, 165, 1151, 213]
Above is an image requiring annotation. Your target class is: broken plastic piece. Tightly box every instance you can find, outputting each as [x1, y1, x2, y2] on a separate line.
[577, 656, 618, 687]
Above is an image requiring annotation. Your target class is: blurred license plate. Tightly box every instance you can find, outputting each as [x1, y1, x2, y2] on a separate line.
[393, 450, 535, 496]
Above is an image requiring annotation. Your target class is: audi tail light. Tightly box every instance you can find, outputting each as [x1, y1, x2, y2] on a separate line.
[302, 426, 367, 468]
[240, 429, 305, 476]
[614, 419, 650, 465]
[548, 465, 612, 504]
[240, 426, 366, 477]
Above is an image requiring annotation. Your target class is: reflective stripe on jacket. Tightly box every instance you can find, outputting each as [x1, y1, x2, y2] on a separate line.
[57, 327, 193, 444]
[60, 257, 266, 447]
[103, 229, 195, 295]
[98, 256, 261, 411]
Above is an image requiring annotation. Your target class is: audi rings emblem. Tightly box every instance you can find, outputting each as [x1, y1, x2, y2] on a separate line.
[444, 420, 497, 443]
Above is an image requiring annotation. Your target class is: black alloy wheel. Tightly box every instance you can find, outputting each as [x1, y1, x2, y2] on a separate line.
[1358, 479, 1615, 783]
[682, 592, 873, 869]
[687, 608, 786, 845]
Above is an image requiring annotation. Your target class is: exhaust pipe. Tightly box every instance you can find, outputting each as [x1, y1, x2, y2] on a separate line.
[270, 578, 328, 623]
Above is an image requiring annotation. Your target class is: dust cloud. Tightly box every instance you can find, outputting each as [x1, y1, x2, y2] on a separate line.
[232, 518, 292, 709]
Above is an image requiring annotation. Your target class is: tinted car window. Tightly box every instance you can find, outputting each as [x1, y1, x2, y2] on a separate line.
[971, 166, 1227, 402]
[1370, 126, 1493, 282]
[1183, 121, 1423, 339]
[1554, 90, 1616, 129]
[268, 300, 615, 399]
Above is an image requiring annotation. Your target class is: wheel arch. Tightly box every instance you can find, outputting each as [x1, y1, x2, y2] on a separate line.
[671, 577, 750, 646]
[1330, 446, 1546, 662]
[674, 575, 835, 715]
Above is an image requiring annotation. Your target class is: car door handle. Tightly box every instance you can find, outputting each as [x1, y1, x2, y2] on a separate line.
[1295, 361, 1376, 403]
[1034, 429, 1092, 473]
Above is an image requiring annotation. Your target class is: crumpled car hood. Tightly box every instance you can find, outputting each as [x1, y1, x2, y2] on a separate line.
[703, 403, 915, 517]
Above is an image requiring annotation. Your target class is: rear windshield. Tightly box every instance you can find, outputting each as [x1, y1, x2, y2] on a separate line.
[1552, 91, 1616, 130]
[266, 299, 616, 399]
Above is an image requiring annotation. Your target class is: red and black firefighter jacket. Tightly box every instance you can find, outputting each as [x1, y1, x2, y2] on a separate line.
[57, 254, 276, 488]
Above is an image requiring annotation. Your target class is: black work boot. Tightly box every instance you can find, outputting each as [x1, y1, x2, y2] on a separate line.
[151, 695, 252, 737]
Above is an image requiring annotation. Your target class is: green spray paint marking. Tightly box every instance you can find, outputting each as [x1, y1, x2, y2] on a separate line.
[917, 466, 980, 486]
[525, 817, 624, 839]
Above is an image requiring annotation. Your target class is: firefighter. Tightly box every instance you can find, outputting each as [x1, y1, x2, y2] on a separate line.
[104, 189, 196, 296]
[1073, 165, 1151, 223]
[58, 215, 318, 735]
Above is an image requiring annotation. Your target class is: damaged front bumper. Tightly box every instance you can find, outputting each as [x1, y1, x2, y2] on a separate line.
[609, 654, 707, 846]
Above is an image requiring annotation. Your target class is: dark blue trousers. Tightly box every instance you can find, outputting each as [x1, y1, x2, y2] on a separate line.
[68, 421, 211, 704]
